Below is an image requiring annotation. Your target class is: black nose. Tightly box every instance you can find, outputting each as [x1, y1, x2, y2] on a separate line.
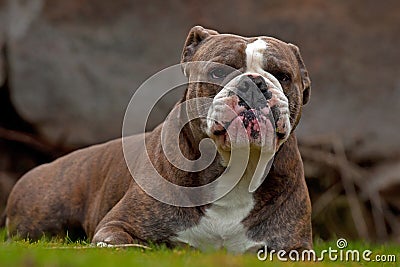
[237, 75, 272, 110]
[249, 75, 267, 91]
[237, 75, 267, 94]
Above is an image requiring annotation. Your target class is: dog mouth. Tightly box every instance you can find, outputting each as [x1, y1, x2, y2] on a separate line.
[210, 108, 275, 150]
[212, 109, 265, 137]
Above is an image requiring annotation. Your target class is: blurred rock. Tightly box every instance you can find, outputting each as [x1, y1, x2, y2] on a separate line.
[291, 1, 400, 162]
[8, 0, 188, 146]
[0, 171, 16, 212]
[4, 0, 400, 160]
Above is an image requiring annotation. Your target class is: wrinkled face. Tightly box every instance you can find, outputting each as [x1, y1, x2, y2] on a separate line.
[182, 27, 310, 155]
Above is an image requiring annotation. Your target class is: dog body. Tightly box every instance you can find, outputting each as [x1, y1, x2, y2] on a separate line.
[6, 26, 312, 253]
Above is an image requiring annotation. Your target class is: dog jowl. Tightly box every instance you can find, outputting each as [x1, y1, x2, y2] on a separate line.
[6, 26, 312, 253]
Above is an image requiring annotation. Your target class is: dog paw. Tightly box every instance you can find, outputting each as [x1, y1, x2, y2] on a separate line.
[96, 241, 111, 247]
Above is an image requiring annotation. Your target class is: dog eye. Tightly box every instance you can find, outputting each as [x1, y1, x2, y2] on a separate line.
[209, 68, 230, 80]
[273, 72, 291, 83]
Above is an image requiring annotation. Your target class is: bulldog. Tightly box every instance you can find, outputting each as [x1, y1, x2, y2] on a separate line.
[6, 26, 312, 253]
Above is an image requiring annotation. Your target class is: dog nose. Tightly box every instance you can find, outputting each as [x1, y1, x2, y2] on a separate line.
[248, 75, 267, 91]
[237, 74, 272, 110]
[237, 75, 267, 94]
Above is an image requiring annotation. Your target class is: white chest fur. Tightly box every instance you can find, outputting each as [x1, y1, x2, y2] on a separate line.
[170, 163, 265, 253]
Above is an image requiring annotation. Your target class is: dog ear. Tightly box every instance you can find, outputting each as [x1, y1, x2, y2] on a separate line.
[288, 44, 311, 105]
[181, 26, 219, 64]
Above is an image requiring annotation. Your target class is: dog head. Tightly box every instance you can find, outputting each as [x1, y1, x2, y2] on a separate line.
[180, 26, 310, 157]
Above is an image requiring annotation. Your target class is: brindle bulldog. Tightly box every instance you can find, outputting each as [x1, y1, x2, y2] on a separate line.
[6, 26, 312, 253]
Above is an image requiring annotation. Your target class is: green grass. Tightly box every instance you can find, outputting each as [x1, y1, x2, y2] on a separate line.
[0, 230, 399, 267]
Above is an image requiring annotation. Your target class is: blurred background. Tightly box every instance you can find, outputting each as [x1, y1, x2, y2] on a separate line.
[0, 0, 399, 243]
